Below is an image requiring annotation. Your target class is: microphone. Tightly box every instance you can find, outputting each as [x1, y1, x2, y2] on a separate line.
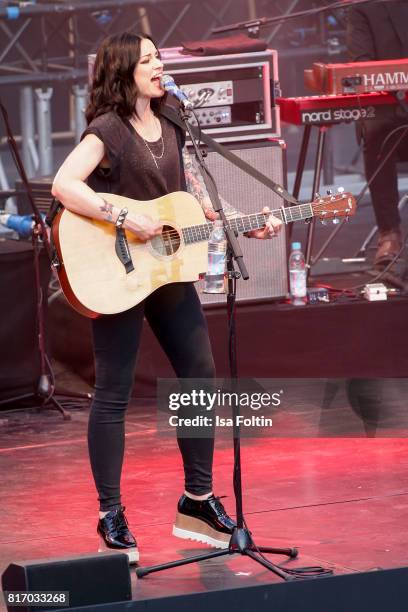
[160, 74, 194, 110]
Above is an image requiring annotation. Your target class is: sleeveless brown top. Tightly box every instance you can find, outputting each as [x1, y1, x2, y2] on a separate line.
[82, 111, 185, 200]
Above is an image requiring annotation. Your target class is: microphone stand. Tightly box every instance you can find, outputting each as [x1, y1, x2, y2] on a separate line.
[211, 0, 396, 37]
[136, 105, 306, 581]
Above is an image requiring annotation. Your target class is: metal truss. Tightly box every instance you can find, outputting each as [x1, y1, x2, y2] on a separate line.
[0, 0, 348, 183]
[0, 0, 348, 87]
[0, 0, 258, 180]
[0, 1, 154, 86]
[0, 0, 256, 87]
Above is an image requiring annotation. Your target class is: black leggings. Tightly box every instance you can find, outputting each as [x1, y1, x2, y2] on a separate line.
[88, 283, 216, 511]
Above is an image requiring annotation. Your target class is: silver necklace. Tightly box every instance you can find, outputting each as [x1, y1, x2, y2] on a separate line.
[140, 134, 165, 169]
[132, 114, 165, 169]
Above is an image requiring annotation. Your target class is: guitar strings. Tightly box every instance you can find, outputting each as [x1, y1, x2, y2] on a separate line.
[148, 214, 269, 240]
[146, 204, 351, 242]
[156, 218, 268, 241]
[137, 199, 353, 245]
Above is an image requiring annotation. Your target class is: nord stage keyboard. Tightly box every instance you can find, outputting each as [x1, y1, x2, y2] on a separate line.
[277, 92, 407, 126]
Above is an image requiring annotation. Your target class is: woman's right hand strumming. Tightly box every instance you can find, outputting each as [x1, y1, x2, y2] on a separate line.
[124, 213, 163, 242]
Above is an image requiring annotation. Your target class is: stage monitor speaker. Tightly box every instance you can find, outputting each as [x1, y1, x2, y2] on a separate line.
[1, 552, 131, 611]
[194, 139, 288, 305]
[58, 566, 408, 612]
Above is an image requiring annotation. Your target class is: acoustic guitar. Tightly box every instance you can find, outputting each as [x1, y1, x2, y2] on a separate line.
[52, 190, 356, 318]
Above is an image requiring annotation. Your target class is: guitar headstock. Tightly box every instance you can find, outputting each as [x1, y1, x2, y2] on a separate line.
[311, 188, 356, 223]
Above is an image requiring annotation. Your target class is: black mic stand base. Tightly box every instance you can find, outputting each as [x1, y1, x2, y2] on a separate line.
[0, 375, 72, 421]
[136, 528, 298, 580]
[37, 374, 72, 420]
[0, 394, 71, 421]
[41, 395, 72, 421]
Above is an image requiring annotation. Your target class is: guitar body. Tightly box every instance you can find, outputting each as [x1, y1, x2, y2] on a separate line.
[53, 191, 208, 317]
[52, 188, 356, 318]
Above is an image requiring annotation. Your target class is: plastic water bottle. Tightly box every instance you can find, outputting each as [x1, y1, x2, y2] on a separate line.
[203, 219, 226, 293]
[289, 241, 307, 306]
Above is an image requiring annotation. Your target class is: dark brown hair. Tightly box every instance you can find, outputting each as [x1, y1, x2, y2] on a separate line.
[85, 32, 163, 124]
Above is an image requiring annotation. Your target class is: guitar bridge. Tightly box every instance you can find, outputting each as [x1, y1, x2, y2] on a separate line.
[115, 228, 134, 274]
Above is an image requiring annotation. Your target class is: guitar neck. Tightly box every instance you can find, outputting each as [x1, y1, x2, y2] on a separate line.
[182, 202, 314, 244]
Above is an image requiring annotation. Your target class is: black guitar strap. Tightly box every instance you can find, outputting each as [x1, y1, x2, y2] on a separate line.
[161, 105, 300, 206]
[115, 227, 134, 273]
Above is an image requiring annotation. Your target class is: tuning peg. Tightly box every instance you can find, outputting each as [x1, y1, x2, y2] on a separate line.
[314, 192, 321, 200]
[320, 220, 327, 226]
[332, 217, 340, 224]
[337, 186, 345, 194]
[326, 189, 333, 195]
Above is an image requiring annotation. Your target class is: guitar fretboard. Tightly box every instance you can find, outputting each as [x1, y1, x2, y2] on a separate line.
[181, 203, 314, 245]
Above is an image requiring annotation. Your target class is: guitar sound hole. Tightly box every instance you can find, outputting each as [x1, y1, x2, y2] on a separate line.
[150, 225, 181, 257]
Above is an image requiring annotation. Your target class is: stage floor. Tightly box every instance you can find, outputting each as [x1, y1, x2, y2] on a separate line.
[1, 401, 408, 603]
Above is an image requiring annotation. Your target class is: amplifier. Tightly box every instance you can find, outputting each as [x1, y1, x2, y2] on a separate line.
[161, 47, 280, 142]
[88, 48, 280, 143]
[195, 139, 288, 305]
[15, 176, 53, 215]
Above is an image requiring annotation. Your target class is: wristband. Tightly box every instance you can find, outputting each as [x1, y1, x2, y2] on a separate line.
[115, 207, 128, 229]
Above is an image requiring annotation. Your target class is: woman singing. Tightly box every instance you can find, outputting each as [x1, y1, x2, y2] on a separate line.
[52, 32, 281, 563]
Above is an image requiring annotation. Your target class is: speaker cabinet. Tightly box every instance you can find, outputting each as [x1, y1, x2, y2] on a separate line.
[15, 176, 53, 215]
[0, 241, 51, 402]
[194, 139, 288, 304]
[1, 553, 131, 611]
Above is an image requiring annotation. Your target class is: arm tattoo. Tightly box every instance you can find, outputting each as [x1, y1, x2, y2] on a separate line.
[219, 195, 241, 220]
[99, 199, 114, 222]
[182, 148, 206, 207]
[182, 147, 242, 219]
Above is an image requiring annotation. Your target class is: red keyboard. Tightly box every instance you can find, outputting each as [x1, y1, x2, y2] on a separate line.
[305, 58, 408, 95]
[278, 92, 406, 126]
